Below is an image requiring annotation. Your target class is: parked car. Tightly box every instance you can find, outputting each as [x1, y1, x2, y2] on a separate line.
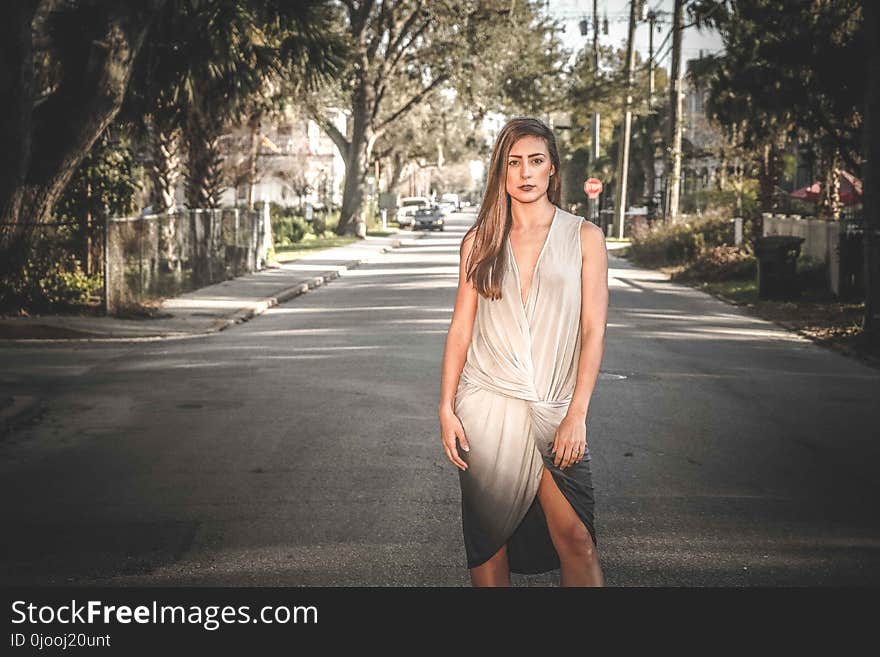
[414, 205, 445, 231]
[437, 193, 460, 215]
[396, 196, 431, 227]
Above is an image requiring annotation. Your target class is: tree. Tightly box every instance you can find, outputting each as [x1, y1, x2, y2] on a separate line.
[371, 89, 482, 198]
[688, 0, 863, 214]
[304, 0, 569, 236]
[124, 0, 345, 211]
[0, 0, 345, 307]
[567, 41, 668, 216]
[1, 0, 165, 292]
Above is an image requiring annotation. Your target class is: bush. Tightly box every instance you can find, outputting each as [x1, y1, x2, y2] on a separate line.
[674, 245, 756, 282]
[270, 203, 313, 247]
[691, 214, 736, 248]
[272, 216, 312, 247]
[629, 215, 741, 267]
[1, 238, 102, 314]
[630, 220, 706, 266]
[681, 183, 760, 221]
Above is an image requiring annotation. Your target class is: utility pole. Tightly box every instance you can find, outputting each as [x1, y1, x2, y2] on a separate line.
[613, 0, 639, 239]
[647, 9, 657, 110]
[589, 0, 601, 225]
[591, 0, 600, 162]
[665, 0, 684, 222]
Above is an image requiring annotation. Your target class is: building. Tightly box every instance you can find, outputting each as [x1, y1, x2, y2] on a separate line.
[220, 104, 347, 209]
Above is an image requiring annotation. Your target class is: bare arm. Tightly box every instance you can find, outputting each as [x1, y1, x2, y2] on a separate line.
[437, 229, 478, 470]
[551, 220, 609, 469]
[568, 220, 609, 420]
[438, 229, 478, 415]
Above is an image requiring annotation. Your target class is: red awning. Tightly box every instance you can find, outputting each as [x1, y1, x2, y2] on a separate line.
[789, 171, 862, 206]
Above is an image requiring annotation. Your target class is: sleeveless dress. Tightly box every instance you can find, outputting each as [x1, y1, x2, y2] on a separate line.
[454, 204, 598, 574]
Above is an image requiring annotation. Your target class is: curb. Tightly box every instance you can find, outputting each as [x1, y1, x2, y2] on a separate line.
[215, 269, 340, 331]
[212, 234, 425, 333]
[621, 247, 880, 372]
[685, 281, 880, 372]
[0, 232, 426, 344]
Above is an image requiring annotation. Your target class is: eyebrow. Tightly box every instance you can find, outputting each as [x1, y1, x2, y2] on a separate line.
[509, 153, 546, 158]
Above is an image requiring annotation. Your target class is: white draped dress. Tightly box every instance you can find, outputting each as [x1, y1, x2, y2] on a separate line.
[454, 205, 598, 573]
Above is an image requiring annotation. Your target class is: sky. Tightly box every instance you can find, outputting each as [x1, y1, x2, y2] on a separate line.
[541, 0, 725, 68]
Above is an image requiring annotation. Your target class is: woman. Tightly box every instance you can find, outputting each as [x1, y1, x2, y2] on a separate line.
[438, 117, 609, 587]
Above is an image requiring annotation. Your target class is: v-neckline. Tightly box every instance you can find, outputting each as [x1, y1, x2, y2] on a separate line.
[507, 206, 559, 309]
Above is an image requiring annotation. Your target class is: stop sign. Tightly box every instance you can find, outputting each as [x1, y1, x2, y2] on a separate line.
[584, 178, 603, 199]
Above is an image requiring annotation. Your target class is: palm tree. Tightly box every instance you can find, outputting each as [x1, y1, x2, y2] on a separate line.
[128, 0, 345, 210]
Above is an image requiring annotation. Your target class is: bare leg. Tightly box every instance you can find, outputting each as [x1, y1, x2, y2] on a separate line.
[537, 466, 605, 587]
[469, 543, 511, 587]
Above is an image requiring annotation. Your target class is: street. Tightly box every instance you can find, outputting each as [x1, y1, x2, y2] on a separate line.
[2, 210, 879, 586]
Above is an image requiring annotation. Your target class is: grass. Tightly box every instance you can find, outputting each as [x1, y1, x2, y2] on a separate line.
[270, 225, 404, 264]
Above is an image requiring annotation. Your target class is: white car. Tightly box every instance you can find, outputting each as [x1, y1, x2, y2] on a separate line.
[396, 196, 431, 227]
[438, 193, 460, 215]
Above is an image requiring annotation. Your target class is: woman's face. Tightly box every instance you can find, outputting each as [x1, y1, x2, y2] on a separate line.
[505, 135, 555, 204]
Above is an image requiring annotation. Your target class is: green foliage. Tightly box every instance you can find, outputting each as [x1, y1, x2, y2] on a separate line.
[680, 187, 760, 221]
[55, 127, 143, 223]
[1, 231, 102, 314]
[270, 204, 313, 247]
[1, 127, 137, 313]
[630, 216, 740, 267]
[630, 221, 704, 266]
[688, 0, 862, 169]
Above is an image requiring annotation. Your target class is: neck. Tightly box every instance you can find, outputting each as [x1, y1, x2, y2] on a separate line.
[509, 195, 555, 231]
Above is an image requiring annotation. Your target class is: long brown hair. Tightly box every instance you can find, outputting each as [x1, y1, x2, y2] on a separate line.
[464, 117, 562, 300]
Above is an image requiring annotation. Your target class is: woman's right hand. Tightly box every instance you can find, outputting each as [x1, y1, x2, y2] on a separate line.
[439, 407, 470, 471]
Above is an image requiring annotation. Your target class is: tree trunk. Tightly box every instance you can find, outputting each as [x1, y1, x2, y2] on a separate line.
[245, 110, 262, 210]
[185, 110, 224, 210]
[757, 139, 783, 213]
[338, 155, 367, 236]
[0, 2, 162, 306]
[0, 1, 36, 238]
[818, 145, 841, 220]
[147, 116, 180, 213]
[337, 85, 372, 236]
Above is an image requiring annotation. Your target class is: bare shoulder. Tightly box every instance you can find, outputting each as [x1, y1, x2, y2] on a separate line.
[579, 219, 607, 260]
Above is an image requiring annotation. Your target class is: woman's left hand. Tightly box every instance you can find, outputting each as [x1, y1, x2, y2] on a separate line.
[551, 412, 588, 469]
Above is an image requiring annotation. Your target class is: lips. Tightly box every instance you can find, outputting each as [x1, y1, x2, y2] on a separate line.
[519, 185, 535, 190]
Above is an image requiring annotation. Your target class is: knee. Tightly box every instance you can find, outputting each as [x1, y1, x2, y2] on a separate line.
[555, 521, 597, 561]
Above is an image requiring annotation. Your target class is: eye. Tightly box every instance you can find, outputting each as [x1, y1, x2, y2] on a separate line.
[508, 160, 518, 166]
[532, 158, 544, 165]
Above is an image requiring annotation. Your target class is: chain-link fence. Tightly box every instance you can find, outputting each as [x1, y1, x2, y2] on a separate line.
[105, 206, 270, 314]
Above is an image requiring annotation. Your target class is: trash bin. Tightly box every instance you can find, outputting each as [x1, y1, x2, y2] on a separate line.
[754, 235, 804, 299]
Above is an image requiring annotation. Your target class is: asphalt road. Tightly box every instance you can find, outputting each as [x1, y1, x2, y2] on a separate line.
[2, 210, 879, 586]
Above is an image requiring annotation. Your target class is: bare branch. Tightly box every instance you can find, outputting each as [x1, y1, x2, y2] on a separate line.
[376, 72, 449, 131]
[365, 0, 391, 62]
[385, 4, 423, 61]
[304, 100, 350, 163]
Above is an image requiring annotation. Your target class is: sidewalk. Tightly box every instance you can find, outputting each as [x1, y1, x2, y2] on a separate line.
[0, 233, 426, 342]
